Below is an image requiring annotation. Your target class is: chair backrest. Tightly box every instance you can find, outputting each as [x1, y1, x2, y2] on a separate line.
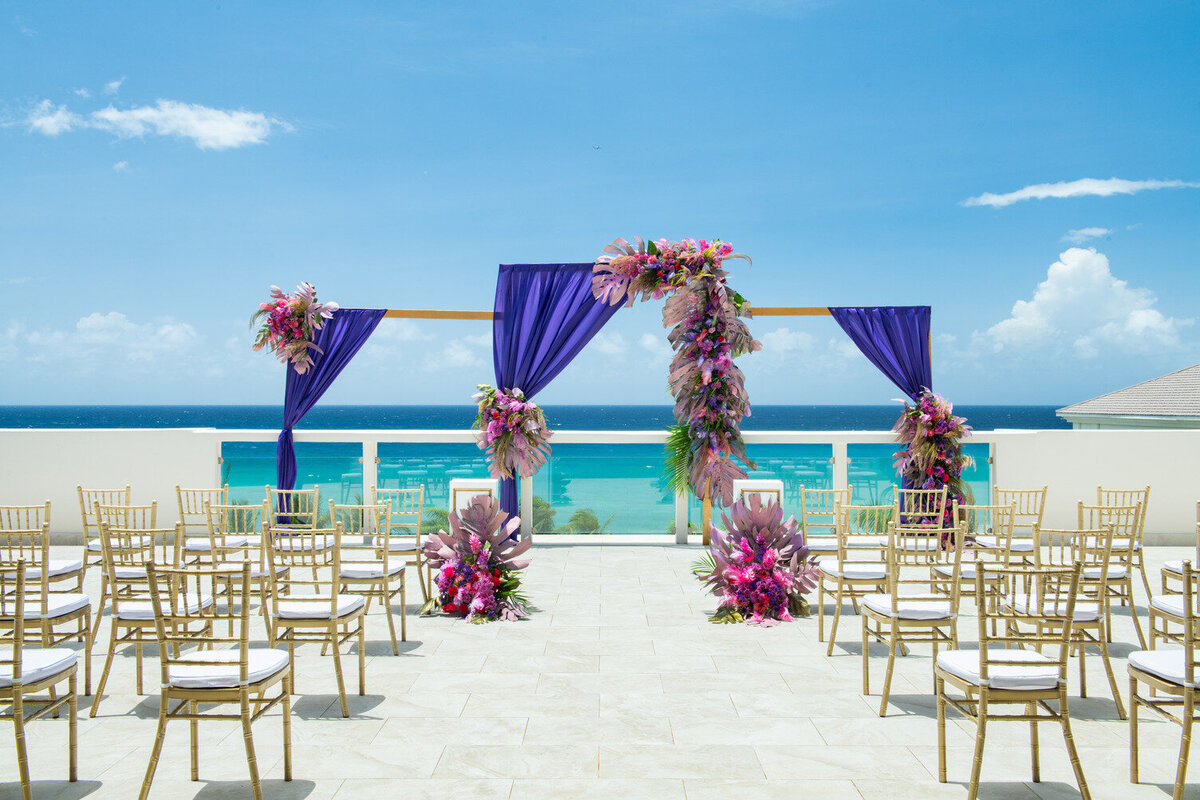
[733, 479, 786, 507]
[204, 502, 263, 568]
[77, 485, 131, 543]
[0, 560, 26, 689]
[1097, 485, 1149, 536]
[96, 502, 158, 531]
[884, 520, 965, 615]
[835, 504, 889, 572]
[263, 522, 344, 618]
[146, 561, 251, 684]
[957, 502, 1017, 563]
[800, 486, 852, 537]
[994, 486, 1046, 536]
[1077, 503, 1139, 559]
[176, 484, 229, 535]
[100, 524, 183, 616]
[329, 502, 392, 574]
[895, 486, 949, 530]
[266, 486, 319, 529]
[372, 486, 424, 551]
[0, 512, 50, 616]
[447, 479, 498, 513]
[976, 561, 1082, 686]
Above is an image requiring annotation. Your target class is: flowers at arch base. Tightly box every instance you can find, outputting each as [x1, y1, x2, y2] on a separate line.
[250, 283, 338, 375]
[892, 390, 975, 529]
[691, 494, 818, 626]
[472, 384, 553, 480]
[420, 495, 531, 623]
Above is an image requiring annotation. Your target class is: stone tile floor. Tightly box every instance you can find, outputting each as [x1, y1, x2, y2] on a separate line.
[2, 543, 1198, 799]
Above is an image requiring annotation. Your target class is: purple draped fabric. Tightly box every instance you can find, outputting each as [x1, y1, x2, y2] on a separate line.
[276, 308, 385, 492]
[828, 306, 932, 401]
[492, 263, 622, 515]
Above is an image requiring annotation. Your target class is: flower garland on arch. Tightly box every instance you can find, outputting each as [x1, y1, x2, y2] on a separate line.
[892, 390, 975, 525]
[592, 237, 761, 507]
[472, 384, 553, 480]
[250, 283, 339, 375]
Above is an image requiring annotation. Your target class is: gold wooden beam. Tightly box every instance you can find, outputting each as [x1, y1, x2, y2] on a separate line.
[750, 307, 832, 316]
[384, 309, 494, 320]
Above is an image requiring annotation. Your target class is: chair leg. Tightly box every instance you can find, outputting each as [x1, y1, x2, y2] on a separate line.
[138, 696, 169, 800]
[1060, 694, 1091, 800]
[1136, 558, 1152, 600]
[817, 580, 826, 642]
[383, 585, 399, 656]
[967, 695, 987, 800]
[1028, 701, 1040, 782]
[282, 674, 293, 782]
[68, 673, 78, 782]
[1127, 586, 1148, 650]
[879, 627, 899, 717]
[90, 572, 108, 639]
[1096, 632, 1127, 719]
[136, 640, 144, 695]
[13, 694, 32, 800]
[240, 694, 263, 800]
[826, 585, 844, 657]
[1130, 676, 1140, 783]
[1175, 691, 1194, 800]
[358, 620, 366, 696]
[936, 675, 947, 782]
[82, 609, 93, 696]
[330, 627, 349, 718]
[1078, 631, 1088, 698]
[399, 577, 407, 643]
[91, 620, 120, 718]
[189, 700, 199, 780]
[861, 618, 870, 696]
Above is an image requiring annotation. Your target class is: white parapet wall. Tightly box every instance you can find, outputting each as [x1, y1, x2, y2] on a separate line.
[1, 427, 1196, 544]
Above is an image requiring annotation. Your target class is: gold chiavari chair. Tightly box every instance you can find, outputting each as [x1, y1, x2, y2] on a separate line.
[895, 485, 951, 543]
[1033, 525, 1127, 718]
[92, 522, 199, 717]
[204, 502, 282, 642]
[0, 503, 84, 593]
[1, 561, 79, 800]
[177, 484, 231, 562]
[263, 522, 365, 718]
[801, 486, 853, 556]
[76, 484, 131, 599]
[266, 486, 319, 530]
[990, 486, 1047, 559]
[371, 485, 428, 600]
[1079, 502, 1146, 648]
[330, 501, 406, 654]
[1098, 485, 1152, 597]
[936, 561, 1089, 800]
[818, 503, 888, 654]
[0, 518, 92, 696]
[1130, 560, 1200, 800]
[90, 501, 157, 638]
[1159, 501, 1200, 597]
[861, 519, 964, 716]
[139, 561, 292, 800]
[936, 503, 1017, 621]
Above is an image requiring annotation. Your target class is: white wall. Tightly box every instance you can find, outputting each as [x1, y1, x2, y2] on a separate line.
[2, 427, 1196, 543]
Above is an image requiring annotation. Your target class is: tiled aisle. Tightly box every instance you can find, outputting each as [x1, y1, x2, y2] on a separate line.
[2, 544, 1196, 799]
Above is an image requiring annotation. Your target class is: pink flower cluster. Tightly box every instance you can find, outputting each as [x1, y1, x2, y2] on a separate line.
[434, 532, 506, 620]
[250, 283, 338, 374]
[593, 237, 735, 307]
[893, 390, 975, 526]
[719, 534, 795, 625]
[472, 384, 553, 480]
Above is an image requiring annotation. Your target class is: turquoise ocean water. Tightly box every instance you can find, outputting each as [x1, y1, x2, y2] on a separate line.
[2, 405, 1064, 535]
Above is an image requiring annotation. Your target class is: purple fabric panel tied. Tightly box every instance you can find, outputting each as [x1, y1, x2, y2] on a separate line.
[276, 308, 386, 493]
[492, 263, 622, 516]
[827, 306, 932, 401]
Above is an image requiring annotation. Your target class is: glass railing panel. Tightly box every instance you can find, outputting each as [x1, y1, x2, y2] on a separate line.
[847, 442, 991, 506]
[686, 443, 834, 533]
[376, 442, 492, 529]
[220, 441, 363, 509]
[532, 442, 675, 535]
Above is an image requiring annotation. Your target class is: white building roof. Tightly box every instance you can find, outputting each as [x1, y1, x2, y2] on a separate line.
[1058, 363, 1200, 419]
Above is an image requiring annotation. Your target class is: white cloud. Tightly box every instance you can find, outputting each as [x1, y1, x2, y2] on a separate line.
[73, 88, 90, 99]
[112, 160, 128, 172]
[639, 332, 673, 362]
[590, 333, 628, 356]
[423, 332, 490, 371]
[103, 77, 125, 95]
[964, 178, 1200, 208]
[979, 248, 1190, 358]
[1061, 227, 1111, 244]
[14, 311, 201, 368]
[760, 327, 816, 354]
[25, 98, 286, 150]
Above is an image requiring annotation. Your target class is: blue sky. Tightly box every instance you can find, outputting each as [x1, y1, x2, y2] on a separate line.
[2, 1, 1198, 408]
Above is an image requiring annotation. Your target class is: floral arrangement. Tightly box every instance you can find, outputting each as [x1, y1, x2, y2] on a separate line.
[692, 495, 818, 625]
[421, 495, 531, 622]
[251, 283, 338, 374]
[893, 390, 975, 526]
[593, 237, 761, 506]
[472, 385, 553, 480]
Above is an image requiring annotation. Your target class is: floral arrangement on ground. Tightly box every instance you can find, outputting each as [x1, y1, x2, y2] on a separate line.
[421, 495, 531, 622]
[893, 390, 974, 527]
[592, 237, 761, 507]
[472, 384, 553, 480]
[692, 495, 818, 625]
[251, 283, 338, 374]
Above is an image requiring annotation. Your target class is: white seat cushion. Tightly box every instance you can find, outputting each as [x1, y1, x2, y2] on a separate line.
[1009, 597, 1101, 623]
[184, 535, 250, 553]
[819, 563, 886, 580]
[340, 562, 406, 580]
[808, 539, 837, 552]
[0, 648, 77, 687]
[88, 535, 153, 552]
[1151, 595, 1189, 618]
[376, 536, 421, 553]
[974, 535, 1035, 553]
[1129, 649, 1199, 688]
[114, 566, 148, 580]
[116, 593, 214, 621]
[276, 594, 365, 620]
[1, 593, 90, 620]
[1083, 565, 1127, 580]
[1163, 560, 1188, 576]
[862, 593, 954, 620]
[934, 562, 989, 580]
[938, 648, 1062, 690]
[168, 649, 290, 689]
[25, 559, 84, 579]
[249, 564, 289, 580]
